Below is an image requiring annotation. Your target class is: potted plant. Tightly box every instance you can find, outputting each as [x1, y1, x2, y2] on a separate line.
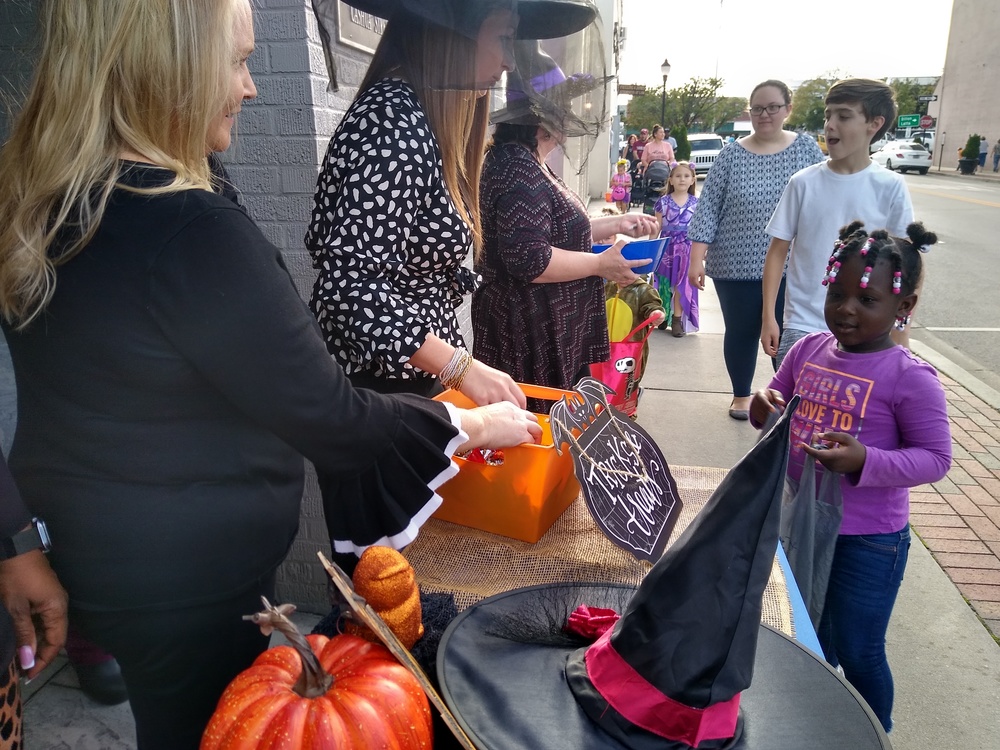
[959, 134, 982, 175]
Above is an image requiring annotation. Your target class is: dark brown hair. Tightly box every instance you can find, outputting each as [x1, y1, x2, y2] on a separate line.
[825, 78, 897, 143]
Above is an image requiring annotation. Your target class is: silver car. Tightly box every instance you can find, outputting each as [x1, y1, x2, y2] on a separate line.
[871, 142, 932, 175]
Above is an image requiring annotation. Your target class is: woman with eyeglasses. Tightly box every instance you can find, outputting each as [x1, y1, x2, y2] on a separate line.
[686, 80, 824, 420]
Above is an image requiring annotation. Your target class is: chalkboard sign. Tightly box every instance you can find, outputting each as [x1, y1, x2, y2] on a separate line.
[549, 378, 682, 563]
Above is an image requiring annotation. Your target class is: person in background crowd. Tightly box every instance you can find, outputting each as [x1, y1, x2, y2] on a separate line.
[992, 138, 1000, 172]
[0, 1, 539, 746]
[610, 158, 632, 213]
[640, 124, 676, 175]
[687, 79, 824, 420]
[633, 127, 650, 164]
[664, 126, 678, 152]
[653, 161, 699, 338]
[978, 133, 989, 172]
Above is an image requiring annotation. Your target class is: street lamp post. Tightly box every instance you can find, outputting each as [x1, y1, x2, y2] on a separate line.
[660, 58, 671, 127]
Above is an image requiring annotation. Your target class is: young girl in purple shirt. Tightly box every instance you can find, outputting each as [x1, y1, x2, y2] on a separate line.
[750, 220, 952, 734]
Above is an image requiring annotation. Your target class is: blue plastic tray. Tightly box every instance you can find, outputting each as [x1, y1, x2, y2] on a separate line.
[592, 236, 668, 275]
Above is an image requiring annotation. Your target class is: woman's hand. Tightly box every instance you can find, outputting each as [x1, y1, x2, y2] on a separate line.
[457, 402, 542, 452]
[0, 550, 68, 679]
[750, 388, 785, 425]
[596, 238, 646, 286]
[460, 360, 527, 409]
[802, 432, 867, 475]
[688, 243, 708, 291]
[616, 213, 659, 239]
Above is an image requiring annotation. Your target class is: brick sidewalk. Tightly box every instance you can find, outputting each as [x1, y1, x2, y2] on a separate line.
[909, 373, 1000, 641]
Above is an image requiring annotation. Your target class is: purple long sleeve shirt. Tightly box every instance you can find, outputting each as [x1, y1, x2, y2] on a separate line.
[763, 333, 952, 535]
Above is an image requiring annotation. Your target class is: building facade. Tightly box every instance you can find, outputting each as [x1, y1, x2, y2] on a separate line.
[929, 0, 1000, 168]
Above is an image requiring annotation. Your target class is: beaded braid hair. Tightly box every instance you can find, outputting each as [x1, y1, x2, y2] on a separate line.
[822, 220, 937, 298]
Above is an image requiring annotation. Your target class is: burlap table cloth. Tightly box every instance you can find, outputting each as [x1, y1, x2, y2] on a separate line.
[404, 465, 797, 638]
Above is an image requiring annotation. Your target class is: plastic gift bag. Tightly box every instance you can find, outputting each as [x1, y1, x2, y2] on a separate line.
[780, 456, 844, 630]
[589, 315, 657, 418]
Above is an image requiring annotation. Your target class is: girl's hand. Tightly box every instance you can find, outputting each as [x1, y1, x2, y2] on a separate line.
[802, 431, 867, 475]
[617, 214, 658, 239]
[596, 238, 646, 285]
[749, 388, 784, 425]
[648, 310, 666, 327]
[457, 402, 542, 452]
[459, 361, 527, 409]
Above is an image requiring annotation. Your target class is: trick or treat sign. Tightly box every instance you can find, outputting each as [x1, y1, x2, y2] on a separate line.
[550, 378, 682, 562]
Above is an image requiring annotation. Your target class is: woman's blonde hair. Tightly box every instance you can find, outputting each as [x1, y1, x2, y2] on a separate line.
[0, 0, 241, 328]
[358, 7, 507, 255]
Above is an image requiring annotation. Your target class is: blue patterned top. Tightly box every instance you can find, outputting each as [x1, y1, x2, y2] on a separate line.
[687, 133, 825, 280]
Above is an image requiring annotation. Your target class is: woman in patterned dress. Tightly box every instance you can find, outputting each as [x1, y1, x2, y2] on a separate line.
[472, 49, 659, 411]
[686, 79, 824, 420]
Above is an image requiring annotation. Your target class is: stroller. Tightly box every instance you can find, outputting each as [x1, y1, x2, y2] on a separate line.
[639, 160, 671, 215]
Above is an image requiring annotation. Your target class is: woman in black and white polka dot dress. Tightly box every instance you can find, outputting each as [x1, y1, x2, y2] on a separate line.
[306, 6, 524, 409]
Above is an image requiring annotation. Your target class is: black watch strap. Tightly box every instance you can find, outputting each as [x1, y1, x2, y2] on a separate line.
[0, 518, 51, 560]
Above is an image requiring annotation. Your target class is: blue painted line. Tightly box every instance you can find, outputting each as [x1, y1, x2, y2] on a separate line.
[776, 541, 824, 658]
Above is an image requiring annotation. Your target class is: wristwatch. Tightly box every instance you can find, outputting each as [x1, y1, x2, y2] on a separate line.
[0, 517, 51, 560]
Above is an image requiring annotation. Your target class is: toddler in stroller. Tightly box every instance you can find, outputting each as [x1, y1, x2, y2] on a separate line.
[639, 159, 671, 215]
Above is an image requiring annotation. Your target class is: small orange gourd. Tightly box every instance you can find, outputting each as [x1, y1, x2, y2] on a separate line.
[200, 599, 432, 749]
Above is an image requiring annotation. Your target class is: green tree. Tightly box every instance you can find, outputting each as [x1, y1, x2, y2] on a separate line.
[673, 122, 690, 161]
[622, 77, 746, 135]
[705, 96, 748, 132]
[890, 78, 938, 120]
[786, 76, 836, 132]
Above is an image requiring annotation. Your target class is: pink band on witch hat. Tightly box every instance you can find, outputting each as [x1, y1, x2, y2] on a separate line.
[584, 629, 741, 747]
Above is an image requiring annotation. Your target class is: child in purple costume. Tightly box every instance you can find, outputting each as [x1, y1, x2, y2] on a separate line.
[653, 161, 699, 337]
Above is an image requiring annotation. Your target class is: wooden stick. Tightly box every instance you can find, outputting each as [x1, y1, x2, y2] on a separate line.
[318, 551, 478, 750]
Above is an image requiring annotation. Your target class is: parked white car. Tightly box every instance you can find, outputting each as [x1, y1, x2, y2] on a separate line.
[871, 142, 932, 174]
[687, 134, 724, 175]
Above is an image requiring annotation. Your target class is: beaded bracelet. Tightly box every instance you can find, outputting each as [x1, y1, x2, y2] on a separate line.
[440, 347, 474, 391]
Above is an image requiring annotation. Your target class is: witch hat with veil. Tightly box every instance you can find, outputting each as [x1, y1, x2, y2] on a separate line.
[436, 395, 892, 750]
[489, 22, 611, 172]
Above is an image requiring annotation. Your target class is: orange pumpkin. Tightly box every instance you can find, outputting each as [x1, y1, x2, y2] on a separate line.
[201, 601, 432, 749]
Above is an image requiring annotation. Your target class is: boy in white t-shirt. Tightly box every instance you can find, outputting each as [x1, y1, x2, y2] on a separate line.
[760, 79, 914, 366]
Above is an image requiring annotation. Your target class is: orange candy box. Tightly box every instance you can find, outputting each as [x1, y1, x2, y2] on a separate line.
[433, 384, 580, 543]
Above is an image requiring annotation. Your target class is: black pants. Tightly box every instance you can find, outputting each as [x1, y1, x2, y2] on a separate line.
[713, 277, 785, 398]
[73, 573, 276, 750]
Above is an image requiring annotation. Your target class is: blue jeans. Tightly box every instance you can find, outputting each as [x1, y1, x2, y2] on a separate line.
[817, 527, 910, 733]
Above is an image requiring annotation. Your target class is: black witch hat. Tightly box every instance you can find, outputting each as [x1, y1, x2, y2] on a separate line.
[335, 0, 598, 39]
[436, 395, 892, 749]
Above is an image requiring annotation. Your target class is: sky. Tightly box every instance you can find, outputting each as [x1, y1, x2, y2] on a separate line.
[617, 0, 955, 99]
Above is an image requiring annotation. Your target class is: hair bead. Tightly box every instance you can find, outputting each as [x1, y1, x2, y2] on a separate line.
[892, 270, 902, 294]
